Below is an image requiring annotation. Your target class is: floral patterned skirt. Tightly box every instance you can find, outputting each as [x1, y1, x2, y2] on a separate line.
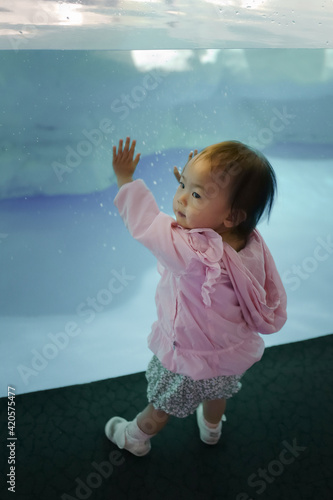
[145, 355, 243, 418]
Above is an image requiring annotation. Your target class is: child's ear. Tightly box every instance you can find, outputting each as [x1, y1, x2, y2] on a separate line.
[224, 209, 247, 228]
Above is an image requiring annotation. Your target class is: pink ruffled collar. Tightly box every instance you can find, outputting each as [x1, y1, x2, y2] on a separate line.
[172, 224, 225, 307]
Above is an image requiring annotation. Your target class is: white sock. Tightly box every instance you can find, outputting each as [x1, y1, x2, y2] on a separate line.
[126, 417, 154, 442]
[203, 417, 220, 429]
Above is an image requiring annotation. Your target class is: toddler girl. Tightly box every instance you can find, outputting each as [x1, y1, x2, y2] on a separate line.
[105, 137, 287, 456]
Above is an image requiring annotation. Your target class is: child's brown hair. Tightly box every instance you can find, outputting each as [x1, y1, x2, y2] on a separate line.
[197, 141, 277, 237]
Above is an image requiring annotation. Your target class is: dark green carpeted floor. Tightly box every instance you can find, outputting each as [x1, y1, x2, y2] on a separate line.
[1, 334, 333, 500]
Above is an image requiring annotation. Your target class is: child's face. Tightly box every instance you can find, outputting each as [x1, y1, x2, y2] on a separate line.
[172, 156, 234, 234]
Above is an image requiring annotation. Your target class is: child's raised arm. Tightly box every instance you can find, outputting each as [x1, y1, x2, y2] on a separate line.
[113, 137, 141, 189]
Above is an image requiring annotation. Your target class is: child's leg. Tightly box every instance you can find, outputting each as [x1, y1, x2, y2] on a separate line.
[203, 398, 226, 426]
[137, 403, 170, 435]
[105, 403, 170, 456]
[196, 398, 226, 445]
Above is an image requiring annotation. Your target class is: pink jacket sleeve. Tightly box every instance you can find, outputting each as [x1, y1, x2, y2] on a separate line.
[114, 179, 194, 272]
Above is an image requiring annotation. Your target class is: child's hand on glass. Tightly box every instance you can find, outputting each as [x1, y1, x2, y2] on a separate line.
[113, 137, 141, 188]
[173, 149, 198, 182]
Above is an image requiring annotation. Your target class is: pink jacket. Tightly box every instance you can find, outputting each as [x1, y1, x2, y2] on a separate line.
[114, 179, 287, 380]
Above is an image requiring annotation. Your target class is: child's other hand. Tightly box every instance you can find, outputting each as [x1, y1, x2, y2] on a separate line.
[113, 137, 141, 188]
[173, 149, 198, 182]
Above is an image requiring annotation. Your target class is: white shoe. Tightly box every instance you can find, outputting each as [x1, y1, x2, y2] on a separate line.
[104, 416, 151, 456]
[196, 403, 226, 445]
